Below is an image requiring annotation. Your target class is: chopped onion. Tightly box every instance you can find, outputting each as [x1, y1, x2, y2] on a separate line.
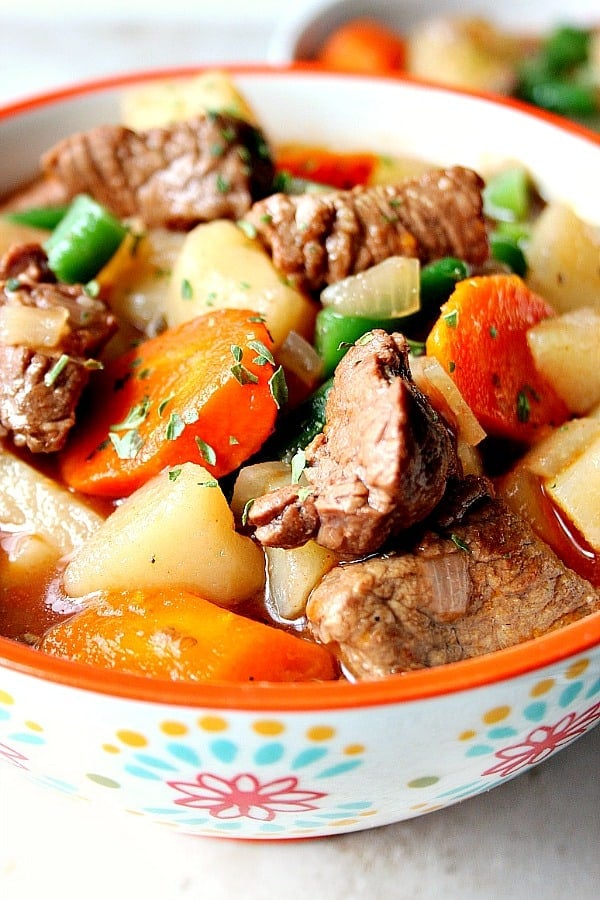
[320, 256, 420, 318]
[230, 461, 292, 525]
[410, 354, 486, 446]
[0, 304, 69, 349]
[422, 552, 470, 623]
[277, 329, 323, 388]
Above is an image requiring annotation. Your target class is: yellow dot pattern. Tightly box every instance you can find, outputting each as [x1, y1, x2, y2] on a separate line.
[160, 721, 188, 736]
[343, 744, 365, 755]
[24, 720, 43, 732]
[482, 705, 511, 725]
[459, 729, 477, 741]
[531, 679, 555, 697]
[116, 729, 148, 748]
[102, 744, 121, 754]
[566, 658, 589, 679]
[306, 725, 335, 742]
[252, 720, 285, 736]
[0, 690, 14, 705]
[197, 715, 228, 732]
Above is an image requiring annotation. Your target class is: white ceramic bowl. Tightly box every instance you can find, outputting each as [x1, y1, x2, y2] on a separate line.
[0, 67, 599, 840]
[269, 0, 600, 64]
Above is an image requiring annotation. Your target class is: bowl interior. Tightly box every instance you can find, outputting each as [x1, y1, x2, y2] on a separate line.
[0, 66, 599, 710]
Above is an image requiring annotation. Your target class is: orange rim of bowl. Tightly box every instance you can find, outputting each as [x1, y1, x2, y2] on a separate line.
[0, 64, 599, 712]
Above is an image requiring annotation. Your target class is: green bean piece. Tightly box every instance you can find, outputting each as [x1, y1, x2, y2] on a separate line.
[4, 205, 68, 230]
[543, 26, 591, 74]
[489, 232, 528, 277]
[315, 308, 398, 377]
[44, 194, 128, 284]
[264, 377, 334, 464]
[483, 167, 531, 222]
[419, 257, 469, 313]
[527, 80, 598, 118]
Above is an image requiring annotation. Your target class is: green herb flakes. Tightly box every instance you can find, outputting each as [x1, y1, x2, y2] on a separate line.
[291, 448, 306, 484]
[248, 339, 275, 366]
[268, 365, 288, 409]
[443, 310, 459, 328]
[110, 397, 151, 432]
[168, 467, 182, 482]
[166, 412, 186, 440]
[450, 533, 471, 552]
[109, 428, 143, 460]
[44, 354, 70, 387]
[181, 278, 194, 300]
[231, 363, 259, 385]
[195, 437, 217, 466]
[241, 497, 255, 526]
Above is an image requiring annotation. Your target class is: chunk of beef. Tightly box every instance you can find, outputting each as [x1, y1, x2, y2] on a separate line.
[41, 112, 275, 229]
[306, 497, 600, 679]
[249, 331, 459, 557]
[0, 245, 116, 452]
[244, 166, 488, 293]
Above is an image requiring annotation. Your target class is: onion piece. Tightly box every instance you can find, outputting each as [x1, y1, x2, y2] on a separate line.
[422, 551, 471, 623]
[410, 354, 486, 446]
[277, 329, 323, 389]
[0, 303, 69, 349]
[320, 256, 420, 318]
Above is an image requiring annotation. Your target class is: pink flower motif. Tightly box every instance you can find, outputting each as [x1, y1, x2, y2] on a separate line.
[0, 741, 30, 770]
[483, 701, 600, 778]
[168, 772, 326, 821]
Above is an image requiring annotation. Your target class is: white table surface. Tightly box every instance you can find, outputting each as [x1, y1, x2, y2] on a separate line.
[1, 5, 599, 898]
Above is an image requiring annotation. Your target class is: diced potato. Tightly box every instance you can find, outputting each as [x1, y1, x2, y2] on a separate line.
[266, 542, 338, 621]
[500, 417, 600, 553]
[63, 462, 265, 607]
[120, 70, 258, 130]
[165, 220, 317, 349]
[546, 432, 600, 551]
[369, 154, 432, 185]
[0, 447, 105, 557]
[526, 202, 600, 313]
[527, 307, 600, 414]
[0, 218, 49, 255]
[407, 17, 522, 94]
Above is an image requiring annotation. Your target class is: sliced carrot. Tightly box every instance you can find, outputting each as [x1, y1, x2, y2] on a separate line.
[276, 145, 378, 189]
[317, 18, 407, 74]
[39, 588, 339, 683]
[425, 274, 570, 442]
[59, 308, 281, 498]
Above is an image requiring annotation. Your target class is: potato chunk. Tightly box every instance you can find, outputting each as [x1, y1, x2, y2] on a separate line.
[120, 69, 259, 130]
[527, 307, 600, 414]
[64, 462, 265, 607]
[0, 447, 104, 556]
[165, 220, 316, 350]
[526, 202, 600, 313]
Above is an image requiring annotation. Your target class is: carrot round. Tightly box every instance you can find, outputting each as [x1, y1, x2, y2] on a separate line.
[39, 588, 339, 683]
[59, 308, 281, 497]
[276, 146, 378, 189]
[317, 18, 407, 74]
[425, 274, 569, 442]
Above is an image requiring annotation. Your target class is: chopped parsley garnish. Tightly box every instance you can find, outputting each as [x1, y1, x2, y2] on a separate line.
[230, 344, 243, 363]
[109, 428, 143, 460]
[110, 397, 151, 431]
[268, 365, 288, 409]
[231, 363, 259, 385]
[195, 437, 217, 466]
[197, 478, 219, 488]
[216, 173, 230, 194]
[44, 353, 70, 387]
[158, 393, 176, 417]
[165, 412, 186, 440]
[450, 533, 471, 553]
[443, 310, 459, 328]
[248, 339, 275, 366]
[168, 467, 182, 482]
[290, 448, 306, 484]
[181, 278, 194, 300]
[237, 219, 257, 239]
[241, 497, 255, 526]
